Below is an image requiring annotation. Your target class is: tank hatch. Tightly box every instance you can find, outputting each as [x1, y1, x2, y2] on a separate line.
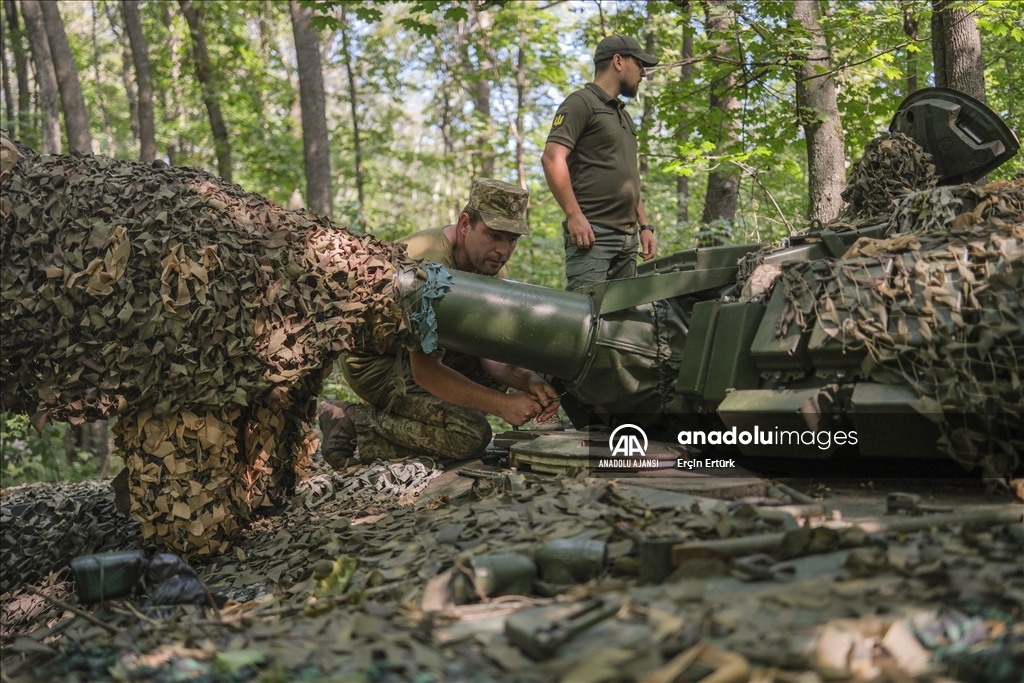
[889, 87, 1019, 184]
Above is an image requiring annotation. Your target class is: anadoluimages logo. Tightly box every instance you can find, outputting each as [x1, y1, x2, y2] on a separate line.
[608, 424, 648, 458]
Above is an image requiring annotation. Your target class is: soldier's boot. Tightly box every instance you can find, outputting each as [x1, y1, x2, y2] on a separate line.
[317, 401, 358, 470]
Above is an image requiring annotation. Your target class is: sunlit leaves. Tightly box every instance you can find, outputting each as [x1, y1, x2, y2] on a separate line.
[306, 1, 382, 29]
[309, 0, 481, 36]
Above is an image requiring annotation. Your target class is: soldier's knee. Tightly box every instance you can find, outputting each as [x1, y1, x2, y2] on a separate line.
[447, 411, 491, 459]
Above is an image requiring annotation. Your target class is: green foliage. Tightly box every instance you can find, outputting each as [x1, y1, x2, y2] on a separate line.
[0, 413, 118, 486]
[977, 0, 1024, 180]
[8, 0, 1021, 237]
[321, 370, 360, 405]
[0, 413, 62, 484]
[310, 1, 505, 37]
[33, 0, 1017, 261]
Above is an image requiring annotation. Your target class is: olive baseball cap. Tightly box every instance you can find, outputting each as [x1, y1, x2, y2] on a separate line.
[594, 34, 659, 68]
[467, 178, 530, 236]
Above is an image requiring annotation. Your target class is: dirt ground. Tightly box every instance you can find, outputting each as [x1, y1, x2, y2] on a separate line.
[1, 440, 1022, 683]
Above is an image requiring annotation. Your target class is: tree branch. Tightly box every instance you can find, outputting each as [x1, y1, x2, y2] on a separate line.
[25, 586, 119, 634]
[705, 158, 797, 235]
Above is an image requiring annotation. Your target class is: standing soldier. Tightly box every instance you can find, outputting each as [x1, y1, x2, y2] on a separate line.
[542, 34, 659, 291]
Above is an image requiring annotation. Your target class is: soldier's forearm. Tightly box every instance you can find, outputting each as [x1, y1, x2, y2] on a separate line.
[410, 352, 508, 416]
[480, 359, 535, 392]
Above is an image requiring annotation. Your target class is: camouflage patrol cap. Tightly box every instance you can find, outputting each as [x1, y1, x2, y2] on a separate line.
[467, 178, 530, 236]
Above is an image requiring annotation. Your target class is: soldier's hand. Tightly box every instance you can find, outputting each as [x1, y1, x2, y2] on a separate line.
[500, 392, 543, 427]
[640, 229, 656, 260]
[567, 214, 595, 250]
[526, 378, 560, 421]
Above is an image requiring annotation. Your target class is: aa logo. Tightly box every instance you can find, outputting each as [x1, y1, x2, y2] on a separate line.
[609, 424, 648, 458]
[551, 114, 565, 128]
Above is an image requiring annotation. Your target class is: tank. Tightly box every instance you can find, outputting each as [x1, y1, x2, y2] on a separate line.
[396, 89, 1022, 476]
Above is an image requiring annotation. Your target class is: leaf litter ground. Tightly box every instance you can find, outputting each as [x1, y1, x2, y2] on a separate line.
[2, 454, 1022, 683]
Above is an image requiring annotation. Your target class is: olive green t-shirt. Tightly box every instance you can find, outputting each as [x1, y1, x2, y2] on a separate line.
[340, 225, 506, 406]
[546, 83, 641, 234]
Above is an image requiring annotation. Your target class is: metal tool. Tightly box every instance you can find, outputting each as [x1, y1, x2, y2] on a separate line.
[505, 596, 620, 660]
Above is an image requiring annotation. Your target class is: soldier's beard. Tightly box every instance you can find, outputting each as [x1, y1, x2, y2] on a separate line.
[620, 78, 638, 99]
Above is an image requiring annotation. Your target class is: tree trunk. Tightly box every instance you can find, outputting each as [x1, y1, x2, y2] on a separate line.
[103, 2, 139, 146]
[63, 420, 108, 475]
[702, 175, 739, 227]
[90, 1, 114, 156]
[94, 420, 110, 476]
[159, 4, 182, 165]
[639, 28, 654, 176]
[513, 11, 527, 190]
[258, 2, 270, 56]
[903, 4, 918, 95]
[472, 8, 495, 178]
[438, 45, 455, 158]
[930, 0, 985, 102]
[339, 6, 366, 231]
[701, 0, 740, 227]
[677, 18, 693, 227]
[121, 0, 156, 162]
[1004, 56, 1015, 123]
[289, 0, 332, 218]
[792, 0, 846, 224]
[475, 81, 494, 178]
[63, 424, 75, 468]
[38, 0, 92, 153]
[120, 37, 140, 143]
[19, 0, 60, 153]
[4, 0, 32, 145]
[179, 0, 232, 181]
[2, 16, 12, 129]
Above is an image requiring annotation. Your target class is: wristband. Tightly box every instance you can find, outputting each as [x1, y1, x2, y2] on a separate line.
[640, 224, 654, 234]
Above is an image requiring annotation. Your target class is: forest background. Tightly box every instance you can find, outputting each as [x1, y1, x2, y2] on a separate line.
[1, 0, 1022, 483]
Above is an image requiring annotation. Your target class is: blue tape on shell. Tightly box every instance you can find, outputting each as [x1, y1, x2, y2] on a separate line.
[409, 263, 453, 354]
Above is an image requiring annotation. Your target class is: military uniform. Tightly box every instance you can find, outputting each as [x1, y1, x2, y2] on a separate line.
[322, 179, 529, 466]
[546, 35, 658, 292]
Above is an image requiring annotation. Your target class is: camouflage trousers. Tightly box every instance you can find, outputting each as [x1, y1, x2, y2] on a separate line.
[323, 351, 501, 464]
[352, 387, 492, 463]
[563, 222, 639, 291]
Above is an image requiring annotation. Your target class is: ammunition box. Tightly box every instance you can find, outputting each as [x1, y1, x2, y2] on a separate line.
[71, 550, 147, 604]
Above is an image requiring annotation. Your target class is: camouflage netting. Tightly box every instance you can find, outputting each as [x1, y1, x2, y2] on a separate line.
[0, 480, 146, 594]
[732, 133, 1022, 475]
[838, 131, 937, 221]
[777, 178, 1024, 477]
[0, 132, 421, 557]
[737, 132, 938, 292]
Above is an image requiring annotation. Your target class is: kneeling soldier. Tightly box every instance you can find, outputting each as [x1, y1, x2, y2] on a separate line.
[319, 179, 560, 467]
